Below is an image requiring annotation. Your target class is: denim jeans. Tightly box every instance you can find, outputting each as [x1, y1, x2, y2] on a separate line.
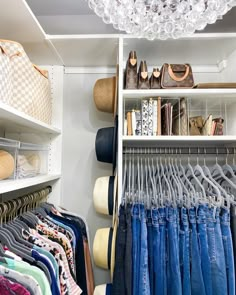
[189, 207, 206, 295]
[112, 205, 126, 295]
[166, 207, 182, 295]
[147, 209, 154, 295]
[207, 207, 227, 295]
[220, 208, 235, 295]
[155, 207, 167, 295]
[132, 204, 141, 295]
[139, 205, 150, 295]
[179, 208, 191, 295]
[197, 204, 212, 295]
[125, 204, 133, 295]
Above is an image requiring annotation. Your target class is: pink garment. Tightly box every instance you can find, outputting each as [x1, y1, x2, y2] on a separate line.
[0, 275, 30, 295]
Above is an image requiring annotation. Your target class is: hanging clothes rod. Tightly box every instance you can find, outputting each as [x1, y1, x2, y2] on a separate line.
[123, 147, 236, 155]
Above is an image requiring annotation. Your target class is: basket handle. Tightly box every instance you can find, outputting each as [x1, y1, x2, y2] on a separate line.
[168, 64, 190, 82]
[33, 64, 48, 79]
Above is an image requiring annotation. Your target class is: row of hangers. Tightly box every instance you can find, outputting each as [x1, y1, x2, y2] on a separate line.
[0, 187, 54, 266]
[122, 147, 236, 209]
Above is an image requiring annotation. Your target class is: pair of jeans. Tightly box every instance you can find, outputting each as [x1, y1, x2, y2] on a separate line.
[197, 205, 212, 295]
[166, 207, 182, 295]
[152, 208, 160, 295]
[125, 204, 133, 295]
[179, 208, 191, 295]
[220, 208, 235, 295]
[139, 205, 150, 295]
[207, 207, 227, 295]
[112, 205, 126, 295]
[132, 204, 141, 295]
[147, 209, 154, 295]
[189, 207, 206, 295]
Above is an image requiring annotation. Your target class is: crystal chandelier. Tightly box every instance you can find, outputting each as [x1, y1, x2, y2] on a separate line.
[87, 0, 236, 40]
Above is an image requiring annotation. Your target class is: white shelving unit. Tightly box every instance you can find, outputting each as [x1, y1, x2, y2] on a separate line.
[0, 101, 61, 134]
[0, 174, 61, 194]
[123, 88, 236, 99]
[1, 0, 236, 285]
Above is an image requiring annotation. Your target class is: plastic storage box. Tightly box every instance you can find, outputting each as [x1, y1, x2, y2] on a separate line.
[17, 142, 49, 179]
[0, 137, 19, 180]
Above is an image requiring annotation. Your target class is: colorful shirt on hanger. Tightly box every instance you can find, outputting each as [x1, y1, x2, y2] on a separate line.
[0, 258, 51, 295]
[0, 265, 42, 295]
[0, 275, 30, 295]
[22, 230, 70, 295]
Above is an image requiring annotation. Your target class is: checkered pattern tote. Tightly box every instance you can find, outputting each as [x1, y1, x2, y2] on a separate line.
[0, 45, 12, 104]
[0, 40, 52, 124]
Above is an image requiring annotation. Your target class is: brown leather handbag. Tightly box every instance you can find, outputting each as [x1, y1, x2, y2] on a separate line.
[149, 68, 161, 89]
[161, 63, 194, 88]
[124, 51, 137, 89]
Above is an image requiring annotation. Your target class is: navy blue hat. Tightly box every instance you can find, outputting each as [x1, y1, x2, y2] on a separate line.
[95, 116, 118, 171]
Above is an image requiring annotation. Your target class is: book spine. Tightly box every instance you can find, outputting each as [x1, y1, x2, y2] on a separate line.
[132, 110, 136, 136]
[127, 112, 132, 135]
[153, 100, 158, 136]
[141, 99, 148, 136]
[135, 110, 142, 136]
[148, 98, 153, 136]
[157, 97, 161, 136]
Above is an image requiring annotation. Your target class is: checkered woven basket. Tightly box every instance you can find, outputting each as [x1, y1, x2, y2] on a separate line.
[0, 40, 52, 124]
[0, 46, 12, 104]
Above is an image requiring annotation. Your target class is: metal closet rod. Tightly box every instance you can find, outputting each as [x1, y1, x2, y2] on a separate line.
[123, 147, 236, 155]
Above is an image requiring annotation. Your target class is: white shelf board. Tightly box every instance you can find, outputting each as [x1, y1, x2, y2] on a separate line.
[123, 136, 236, 147]
[0, 101, 61, 134]
[123, 89, 236, 99]
[0, 174, 61, 194]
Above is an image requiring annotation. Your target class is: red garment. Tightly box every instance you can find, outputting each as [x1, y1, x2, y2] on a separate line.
[0, 275, 30, 295]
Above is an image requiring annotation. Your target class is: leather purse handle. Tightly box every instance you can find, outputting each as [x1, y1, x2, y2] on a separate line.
[168, 64, 190, 82]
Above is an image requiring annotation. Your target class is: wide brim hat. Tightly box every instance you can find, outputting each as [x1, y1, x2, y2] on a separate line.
[95, 115, 118, 172]
[93, 284, 112, 295]
[0, 150, 15, 180]
[93, 65, 118, 117]
[93, 172, 118, 220]
[93, 218, 117, 278]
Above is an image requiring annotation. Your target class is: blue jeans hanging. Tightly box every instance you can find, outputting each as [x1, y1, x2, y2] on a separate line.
[189, 207, 206, 295]
[132, 204, 141, 295]
[166, 207, 182, 295]
[207, 207, 227, 295]
[179, 207, 191, 295]
[197, 204, 212, 295]
[139, 205, 150, 295]
[147, 209, 154, 295]
[220, 208, 235, 295]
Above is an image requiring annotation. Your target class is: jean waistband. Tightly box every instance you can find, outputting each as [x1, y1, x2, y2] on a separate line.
[166, 207, 178, 223]
[189, 207, 197, 223]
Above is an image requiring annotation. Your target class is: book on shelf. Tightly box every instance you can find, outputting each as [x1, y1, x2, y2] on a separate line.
[127, 111, 132, 136]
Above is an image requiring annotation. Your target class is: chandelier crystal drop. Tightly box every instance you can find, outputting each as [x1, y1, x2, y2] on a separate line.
[86, 0, 236, 40]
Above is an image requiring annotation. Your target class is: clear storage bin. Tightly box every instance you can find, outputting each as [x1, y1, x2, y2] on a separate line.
[17, 142, 49, 179]
[0, 137, 19, 180]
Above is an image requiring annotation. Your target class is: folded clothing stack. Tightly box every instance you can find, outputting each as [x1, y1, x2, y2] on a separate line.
[17, 154, 41, 178]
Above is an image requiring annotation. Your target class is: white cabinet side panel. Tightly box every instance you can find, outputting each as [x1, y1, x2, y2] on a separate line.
[62, 72, 114, 285]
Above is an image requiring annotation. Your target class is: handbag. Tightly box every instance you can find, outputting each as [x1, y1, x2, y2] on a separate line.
[189, 116, 203, 136]
[0, 39, 52, 124]
[149, 68, 161, 89]
[161, 63, 194, 88]
[172, 98, 188, 136]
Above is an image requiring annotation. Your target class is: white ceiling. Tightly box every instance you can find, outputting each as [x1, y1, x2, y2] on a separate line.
[26, 0, 236, 35]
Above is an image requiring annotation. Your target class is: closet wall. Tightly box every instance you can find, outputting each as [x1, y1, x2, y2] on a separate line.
[61, 73, 114, 285]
